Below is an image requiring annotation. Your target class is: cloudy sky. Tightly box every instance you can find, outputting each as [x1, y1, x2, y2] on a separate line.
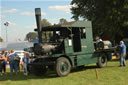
[0, 0, 73, 42]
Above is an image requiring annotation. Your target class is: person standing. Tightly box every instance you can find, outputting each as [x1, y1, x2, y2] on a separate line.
[8, 50, 19, 74]
[0, 50, 7, 76]
[0, 52, 4, 76]
[22, 53, 28, 76]
[33, 37, 39, 46]
[1, 50, 7, 74]
[17, 57, 21, 72]
[118, 41, 127, 67]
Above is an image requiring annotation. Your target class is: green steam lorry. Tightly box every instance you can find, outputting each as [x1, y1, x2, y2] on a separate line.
[27, 8, 115, 77]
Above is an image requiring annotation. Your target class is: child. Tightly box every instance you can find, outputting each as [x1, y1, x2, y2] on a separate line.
[22, 53, 28, 76]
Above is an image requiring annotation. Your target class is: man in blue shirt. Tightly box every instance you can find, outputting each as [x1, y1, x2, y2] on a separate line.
[119, 41, 126, 67]
[34, 37, 39, 44]
[8, 50, 19, 73]
[33, 37, 39, 47]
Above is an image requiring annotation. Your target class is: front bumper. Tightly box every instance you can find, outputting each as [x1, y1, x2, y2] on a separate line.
[28, 61, 56, 66]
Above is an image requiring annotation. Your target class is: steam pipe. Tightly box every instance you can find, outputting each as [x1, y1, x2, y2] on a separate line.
[35, 8, 42, 43]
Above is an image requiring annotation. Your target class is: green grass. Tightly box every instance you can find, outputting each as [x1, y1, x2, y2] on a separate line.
[0, 60, 128, 85]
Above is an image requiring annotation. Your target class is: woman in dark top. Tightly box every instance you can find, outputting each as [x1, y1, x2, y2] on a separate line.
[0, 50, 6, 76]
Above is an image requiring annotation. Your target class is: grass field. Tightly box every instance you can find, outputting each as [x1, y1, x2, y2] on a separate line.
[0, 59, 128, 85]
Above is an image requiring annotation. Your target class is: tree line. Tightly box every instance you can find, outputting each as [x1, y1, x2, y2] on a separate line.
[71, 0, 128, 42]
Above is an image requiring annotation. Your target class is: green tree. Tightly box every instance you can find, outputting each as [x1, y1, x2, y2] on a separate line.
[25, 32, 38, 42]
[41, 19, 51, 27]
[59, 18, 68, 24]
[0, 37, 3, 42]
[71, 0, 128, 41]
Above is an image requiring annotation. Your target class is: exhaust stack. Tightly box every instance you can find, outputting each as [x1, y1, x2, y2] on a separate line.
[35, 8, 42, 43]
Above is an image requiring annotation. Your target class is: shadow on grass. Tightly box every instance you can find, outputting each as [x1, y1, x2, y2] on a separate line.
[110, 58, 120, 62]
[0, 72, 58, 81]
[0, 65, 98, 81]
[71, 65, 98, 73]
[111, 57, 128, 62]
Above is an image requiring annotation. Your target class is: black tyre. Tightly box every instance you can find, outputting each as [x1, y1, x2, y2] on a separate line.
[56, 57, 71, 77]
[97, 53, 107, 68]
[30, 66, 47, 76]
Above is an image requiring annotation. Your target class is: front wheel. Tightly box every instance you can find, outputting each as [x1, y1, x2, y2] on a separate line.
[97, 53, 107, 68]
[56, 57, 71, 77]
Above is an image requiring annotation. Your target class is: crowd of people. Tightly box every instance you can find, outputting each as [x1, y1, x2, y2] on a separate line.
[0, 50, 28, 76]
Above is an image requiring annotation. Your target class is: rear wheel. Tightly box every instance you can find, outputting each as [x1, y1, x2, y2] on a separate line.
[56, 57, 71, 77]
[97, 53, 107, 68]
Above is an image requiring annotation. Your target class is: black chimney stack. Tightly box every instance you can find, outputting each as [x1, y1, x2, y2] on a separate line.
[35, 8, 42, 43]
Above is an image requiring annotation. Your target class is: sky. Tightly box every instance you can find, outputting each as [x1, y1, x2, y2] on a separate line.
[0, 0, 73, 42]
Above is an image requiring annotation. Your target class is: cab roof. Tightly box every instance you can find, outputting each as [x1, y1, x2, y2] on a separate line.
[41, 20, 92, 31]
